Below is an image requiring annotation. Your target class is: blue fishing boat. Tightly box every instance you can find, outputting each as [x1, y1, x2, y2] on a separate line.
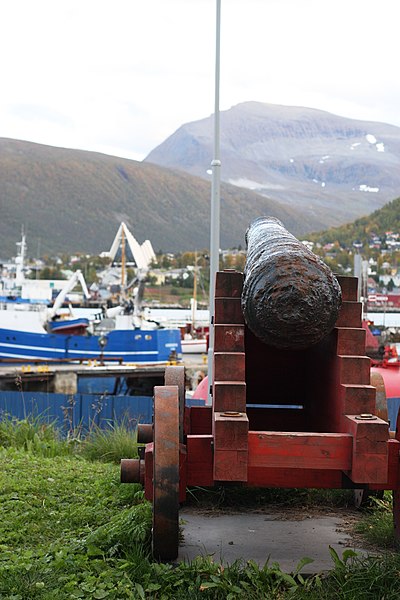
[46, 316, 90, 335]
[0, 225, 182, 364]
[0, 326, 181, 363]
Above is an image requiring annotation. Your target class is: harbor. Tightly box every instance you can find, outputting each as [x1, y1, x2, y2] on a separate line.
[0, 352, 208, 432]
[0, 224, 210, 431]
[2, 1, 400, 594]
[0, 352, 207, 393]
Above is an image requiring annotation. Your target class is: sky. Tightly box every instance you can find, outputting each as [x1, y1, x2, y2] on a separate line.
[0, 0, 399, 161]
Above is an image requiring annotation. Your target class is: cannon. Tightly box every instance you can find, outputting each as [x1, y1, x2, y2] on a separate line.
[121, 218, 400, 561]
[242, 217, 342, 349]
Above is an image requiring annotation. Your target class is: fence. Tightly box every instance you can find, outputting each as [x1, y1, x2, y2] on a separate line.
[0, 391, 204, 432]
[1, 390, 397, 433]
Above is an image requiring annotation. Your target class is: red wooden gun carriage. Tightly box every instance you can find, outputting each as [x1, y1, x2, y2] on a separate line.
[121, 217, 400, 561]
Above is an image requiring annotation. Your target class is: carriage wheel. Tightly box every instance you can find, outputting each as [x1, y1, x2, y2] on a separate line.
[354, 488, 384, 509]
[354, 489, 367, 509]
[371, 371, 388, 423]
[152, 385, 180, 561]
[393, 411, 400, 546]
[165, 365, 185, 443]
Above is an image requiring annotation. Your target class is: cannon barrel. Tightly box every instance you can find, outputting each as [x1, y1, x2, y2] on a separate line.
[241, 216, 342, 349]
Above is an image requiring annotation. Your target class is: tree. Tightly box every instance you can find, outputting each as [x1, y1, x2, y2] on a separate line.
[37, 266, 66, 280]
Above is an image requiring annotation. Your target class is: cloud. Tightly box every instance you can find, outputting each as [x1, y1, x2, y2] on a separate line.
[0, 0, 398, 160]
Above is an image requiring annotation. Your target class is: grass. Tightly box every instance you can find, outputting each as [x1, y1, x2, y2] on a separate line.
[354, 493, 397, 549]
[0, 447, 146, 598]
[0, 414, 75, 457]
[0, 416, 399, 599]
[0, 413, 139, 463]
[80, 421, 140, 463]
[290, 549, 400, 600]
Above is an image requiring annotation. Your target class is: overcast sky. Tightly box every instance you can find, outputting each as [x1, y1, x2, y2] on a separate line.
[1, 0, 398, 161]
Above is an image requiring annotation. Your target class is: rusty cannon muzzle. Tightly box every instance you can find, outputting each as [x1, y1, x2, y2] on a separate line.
[241, 216, 342, 349]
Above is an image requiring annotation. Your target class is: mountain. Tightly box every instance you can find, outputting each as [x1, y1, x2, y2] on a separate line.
[145, 101, 400, 227]
[0, 138, 318, 257]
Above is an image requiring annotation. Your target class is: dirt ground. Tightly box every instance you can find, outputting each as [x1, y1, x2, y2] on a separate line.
[178, 503, 378, 571]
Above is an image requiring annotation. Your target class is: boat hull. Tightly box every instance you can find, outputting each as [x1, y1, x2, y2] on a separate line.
[47, 317, 90, 335]
[181, 339, 208, 354]
[0, 327, 181, 363]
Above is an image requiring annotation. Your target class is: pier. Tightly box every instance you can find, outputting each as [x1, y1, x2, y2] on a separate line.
[0, 354, 208, 394]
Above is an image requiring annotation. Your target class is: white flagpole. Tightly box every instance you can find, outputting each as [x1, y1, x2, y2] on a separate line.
[207, 0, 221, 404]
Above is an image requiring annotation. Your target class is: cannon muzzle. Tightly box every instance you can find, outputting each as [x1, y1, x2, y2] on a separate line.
[241, 216, 341, 349]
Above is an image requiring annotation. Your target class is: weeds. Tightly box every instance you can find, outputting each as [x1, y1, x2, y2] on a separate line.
[354, 492, 397, 549]
[0, 414, 73, 457]
[80, 420, 139, 463]
[0, 413, 139, 462]
[290, 550, 400, 599]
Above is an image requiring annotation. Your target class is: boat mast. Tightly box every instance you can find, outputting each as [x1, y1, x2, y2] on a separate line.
[191, 250, 198, 334]
[120, 225, 126, 298]
[15, 227, 27, 287]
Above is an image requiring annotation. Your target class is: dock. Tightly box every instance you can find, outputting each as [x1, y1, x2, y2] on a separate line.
[0, 355, 208, 394]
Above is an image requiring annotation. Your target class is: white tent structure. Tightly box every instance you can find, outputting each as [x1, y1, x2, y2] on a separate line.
[104, 222, 155, 271]
[100, 223, 156, 328]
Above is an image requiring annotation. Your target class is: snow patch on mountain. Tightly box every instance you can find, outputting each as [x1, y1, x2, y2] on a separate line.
[228, 177, 285, 191]
[359, 184, 379, 193]
[366, 134, 377, 144]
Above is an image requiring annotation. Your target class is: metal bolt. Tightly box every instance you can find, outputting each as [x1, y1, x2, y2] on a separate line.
[355, 413, 377, 420]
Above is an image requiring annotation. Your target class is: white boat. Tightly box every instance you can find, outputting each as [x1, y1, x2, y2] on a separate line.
[179, 258, 209, 355]
[181, 336, 208, 354]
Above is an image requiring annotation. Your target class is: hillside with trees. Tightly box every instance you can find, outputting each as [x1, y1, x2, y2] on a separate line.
[0, 137, 318, 257]
[310, 196, 400, 249]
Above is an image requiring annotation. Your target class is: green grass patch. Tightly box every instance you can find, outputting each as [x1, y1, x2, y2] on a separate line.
[354, 493, 397, 549]
[290, 549, 400, 600]
[1, 417, 399, 599]
[80, 421, 139, 463]
[0, 446, 149, 599]
[0, 448, 142, 551]
[0, 414, 75, 457]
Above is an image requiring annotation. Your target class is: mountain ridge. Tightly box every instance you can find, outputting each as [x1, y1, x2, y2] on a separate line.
[145, 101, 400, 226]
[3, 101, 400, 258]
[0, 137, 317, 257]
